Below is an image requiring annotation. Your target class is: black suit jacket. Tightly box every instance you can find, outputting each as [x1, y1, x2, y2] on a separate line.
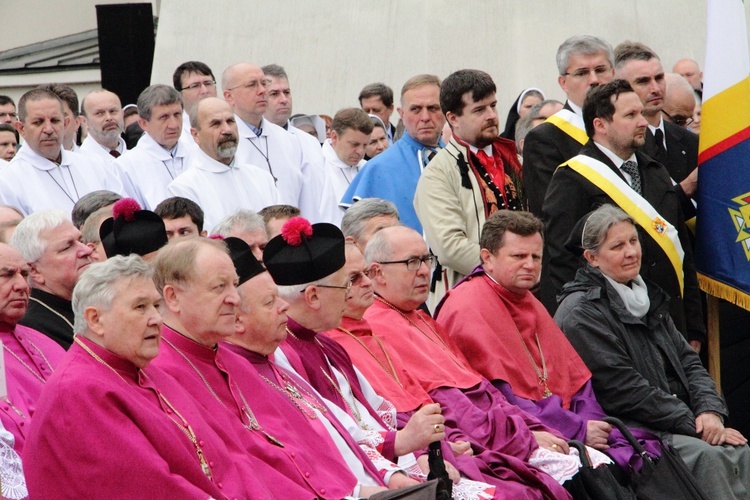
[18, 288, 75, 350]
[642, 122, 699, 218]
[540, 140, 705, 342]
[522, 102, 587, 217]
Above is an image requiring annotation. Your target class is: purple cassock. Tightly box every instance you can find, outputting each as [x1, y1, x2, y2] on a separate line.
[283, 317, 571, 500]
[151, 325, 360, 499]
[0, 324, 65, 454]
[222, 341, 390, 488]
[23, 336, 260, 499]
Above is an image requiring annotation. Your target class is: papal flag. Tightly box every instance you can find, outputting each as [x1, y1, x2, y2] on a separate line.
[695, 0, 750, 310]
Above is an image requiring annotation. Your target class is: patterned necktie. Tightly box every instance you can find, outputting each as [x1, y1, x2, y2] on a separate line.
[621, 160, 642, 194]
[653, 128, 668, 165]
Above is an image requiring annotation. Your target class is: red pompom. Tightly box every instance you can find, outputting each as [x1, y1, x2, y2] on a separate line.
[208, 233, 225, 241]
[113, 198, 142, 222]
[281, 217, 313, 246]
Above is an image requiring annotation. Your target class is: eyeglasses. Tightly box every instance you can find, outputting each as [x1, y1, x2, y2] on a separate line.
[349, 269, 371, 286]
[181, 80, 216, 92]
[563, 65, 612, 79]
[226, 79, 271, 92]
[662, 109, 694, 128]
[377, 255, 437, 272]
[307, 280, 353, 293]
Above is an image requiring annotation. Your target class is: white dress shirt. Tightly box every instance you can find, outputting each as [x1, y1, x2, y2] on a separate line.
[0, 146, 127, 215]
[288, 124, 326, 223]
[78, 135, 127, 163]
[318, 139, 365, 226]
[115, 132, 194, 210]
[234, 117, 307, 211]
[166, 148, 280, 231]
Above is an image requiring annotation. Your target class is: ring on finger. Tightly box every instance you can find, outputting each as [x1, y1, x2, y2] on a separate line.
[434, 424, 441, 433]
[551, 443, 559, 449]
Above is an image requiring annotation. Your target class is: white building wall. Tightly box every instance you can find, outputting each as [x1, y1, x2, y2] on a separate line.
[150, 0, 747, 122]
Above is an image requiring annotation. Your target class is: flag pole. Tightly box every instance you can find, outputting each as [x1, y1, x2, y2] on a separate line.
[706, 295, 721, 392]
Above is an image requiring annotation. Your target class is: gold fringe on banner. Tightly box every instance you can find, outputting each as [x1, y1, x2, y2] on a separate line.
[698, 273, 750, 312]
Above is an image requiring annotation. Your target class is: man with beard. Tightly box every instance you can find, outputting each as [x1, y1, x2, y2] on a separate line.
[79, 90, 128, 160]
[414, 69, 524, 304]
[166, 98, 279, 230]
[542, 79, 701, 345]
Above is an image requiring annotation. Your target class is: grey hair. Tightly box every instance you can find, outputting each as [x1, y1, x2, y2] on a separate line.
[581, 204, 636, 254]
[137, 84, 183, 121]
[515, 115, 535, 150]
[556, 35, 614, 75]
[80, 207, 113, 245]
[261, 64, 288, 80]
[363, 227, 394, 264]
[71, 190, 122, 229]
[10, 209, 70, 263]
[528, 99, 564, 121]
[72, 255, 153, 334]
[277, 281, 316, 301]
[341, 198, 399, 240]
[211, 209, 266, 237]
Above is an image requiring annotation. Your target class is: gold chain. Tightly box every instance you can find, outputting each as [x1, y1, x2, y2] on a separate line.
[336, 327, 402, 387]
[73, 337, 213, 479]
[319, 367, 370, 430]
[375, 296, 465, 370]
[259, 369, 327, 420]
[2, 344, 46, 384]
[29, 296, 74, 330]
[483, 273, 552, 398]
[162, 337, 284, 447]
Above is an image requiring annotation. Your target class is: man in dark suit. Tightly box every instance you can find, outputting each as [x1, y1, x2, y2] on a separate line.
[522, 35, 615, 216]
[615, 42, 699, 219]
[541, 79, 705, 347]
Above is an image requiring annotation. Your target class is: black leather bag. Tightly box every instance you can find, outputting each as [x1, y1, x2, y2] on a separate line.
[603, 417, 710, 500]
[564, 440, 637, 500]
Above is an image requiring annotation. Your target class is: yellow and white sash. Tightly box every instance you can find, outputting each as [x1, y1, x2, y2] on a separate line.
[546, 109, 588, 145]
[563, 154, 685, 293]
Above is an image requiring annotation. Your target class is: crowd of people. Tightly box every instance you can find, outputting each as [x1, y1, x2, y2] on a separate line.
[0, 31, 746, 499]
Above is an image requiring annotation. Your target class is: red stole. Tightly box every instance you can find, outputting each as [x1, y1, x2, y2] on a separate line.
[363, 299, 482, 394]
[323, 317, 433, 412]
[437, 273, 590, 409]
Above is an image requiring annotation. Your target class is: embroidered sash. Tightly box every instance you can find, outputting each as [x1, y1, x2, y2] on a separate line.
[563, 154, 685, 293]
[546, 110, 588, 145]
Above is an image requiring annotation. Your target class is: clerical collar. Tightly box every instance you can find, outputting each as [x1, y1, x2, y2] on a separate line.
[593, 141, 637, 169]
[567, 100, 583, 116]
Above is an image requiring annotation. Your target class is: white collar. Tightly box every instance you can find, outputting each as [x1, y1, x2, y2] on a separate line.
[567, 100, 583, 116]
[593, 141, 637, 169]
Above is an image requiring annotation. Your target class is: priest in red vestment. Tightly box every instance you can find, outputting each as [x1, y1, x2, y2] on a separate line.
[0, 243, 65, 455]
[435, 210, 662, 470]
[361, 225, 589, 498]
[24, 255, 260, 499]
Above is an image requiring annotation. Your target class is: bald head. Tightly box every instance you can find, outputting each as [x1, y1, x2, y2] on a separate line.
[365, 226, 431, 312]
[672, 58, 702, 92]
[222, 63, 268, 127]
[81, 89, 124, 150]
[663, 73, 696, 128]
[0, 242, 31, 328]
[191, 97, 239, 164]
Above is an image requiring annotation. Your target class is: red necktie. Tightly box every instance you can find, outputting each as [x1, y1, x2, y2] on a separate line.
[109, 150, 121, 158]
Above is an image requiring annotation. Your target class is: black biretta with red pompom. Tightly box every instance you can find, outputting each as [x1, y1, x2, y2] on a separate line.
[100, 198, 169, 258]
[225, 237, 266, 286]
[263, 216, 345, 286]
